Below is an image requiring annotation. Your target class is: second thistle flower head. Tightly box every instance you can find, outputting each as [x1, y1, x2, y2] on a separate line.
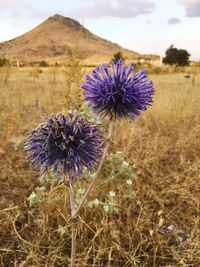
[25, 113, 105, 183]
[82, 60, 154, 120]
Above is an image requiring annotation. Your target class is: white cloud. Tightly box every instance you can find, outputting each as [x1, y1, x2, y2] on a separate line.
[168, 17, 181, 24]
[0, 0, 28, 9]
[177, 0, 200, 17]
[0, 0, 59, 20]
[71, 0, 155, 18]
[2, 17, 18, 28]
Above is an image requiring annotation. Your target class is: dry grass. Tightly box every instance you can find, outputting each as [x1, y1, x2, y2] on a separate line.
[0, 66, 200, 266]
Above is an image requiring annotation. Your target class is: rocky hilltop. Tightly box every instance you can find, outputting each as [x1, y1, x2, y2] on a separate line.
[0, 14, 159, 64]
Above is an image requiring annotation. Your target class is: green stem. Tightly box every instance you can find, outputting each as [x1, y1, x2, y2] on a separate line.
[69, 182, 77, 267]
[72, 119, 114, 218]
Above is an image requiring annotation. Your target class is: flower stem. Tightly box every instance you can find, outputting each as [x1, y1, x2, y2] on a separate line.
[69, 182, 77, 267]
[72, 119, 114, 218]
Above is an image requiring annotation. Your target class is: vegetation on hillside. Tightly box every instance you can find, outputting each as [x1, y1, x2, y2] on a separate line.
[0, 58, 9, 67]
[112, 52, 125, 63]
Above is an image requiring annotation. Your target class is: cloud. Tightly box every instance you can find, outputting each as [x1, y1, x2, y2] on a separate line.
[0, 0, 60, 21]
[2, 17, 18, 28]
[0, 0, 35, 18]
[177, 0, 200, 17]
[0, 0, 29, 9]
[168, 17, 181, 24]
[71, 0, 155, 18]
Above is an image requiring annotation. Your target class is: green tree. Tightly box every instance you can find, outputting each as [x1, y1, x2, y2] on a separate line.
[39, 61, 49, 67]
[163, 45, 190, 66]
[112, 52, 125, 63]
[0, 58, 9, 67]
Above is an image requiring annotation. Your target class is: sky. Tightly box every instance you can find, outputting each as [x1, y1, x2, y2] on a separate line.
[0, 0, 200, 60]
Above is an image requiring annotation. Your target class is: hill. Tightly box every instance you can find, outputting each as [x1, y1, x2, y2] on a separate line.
[0, 14, 159, 65]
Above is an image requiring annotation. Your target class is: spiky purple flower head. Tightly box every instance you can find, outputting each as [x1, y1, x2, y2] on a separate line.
[82, 60, 154, 120]
[25, 113, 105, 182]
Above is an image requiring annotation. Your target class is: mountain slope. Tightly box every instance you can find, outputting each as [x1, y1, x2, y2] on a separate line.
[0, 14, 154, 64]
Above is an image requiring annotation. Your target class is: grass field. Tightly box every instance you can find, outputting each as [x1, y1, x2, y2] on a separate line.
[0, 66, 200, 266]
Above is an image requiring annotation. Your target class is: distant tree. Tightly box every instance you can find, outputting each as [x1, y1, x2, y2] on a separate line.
[39, 61, 49, 67]
[163, 45, 190, 66]
[177, 49, 190, 66]
[0, 58, 9, 67]
[112, 52, 125, 63]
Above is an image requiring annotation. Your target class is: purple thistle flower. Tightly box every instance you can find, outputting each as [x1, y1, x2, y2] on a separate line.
[82, 60, 154, 120]
[25, 113, 105, 182]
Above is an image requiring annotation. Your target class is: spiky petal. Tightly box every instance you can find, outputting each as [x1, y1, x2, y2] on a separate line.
[82, 60, 154, 120]
[25, 113, 105, 182]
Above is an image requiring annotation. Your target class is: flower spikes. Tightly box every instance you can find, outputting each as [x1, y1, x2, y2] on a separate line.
[82, 59, 154, 120]
[25, 113, 105, 183]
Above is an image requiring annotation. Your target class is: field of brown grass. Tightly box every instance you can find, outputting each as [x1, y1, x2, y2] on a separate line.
[0, 65, 200, 266]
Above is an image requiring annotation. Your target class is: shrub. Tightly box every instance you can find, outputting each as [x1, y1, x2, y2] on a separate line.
[112, 52, 125, 63]
[0, 58, 9, 67]
[163, 45, 190, 66]
[39, 61, 49, 67]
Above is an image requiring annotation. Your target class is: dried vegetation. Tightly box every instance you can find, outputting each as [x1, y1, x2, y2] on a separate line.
[0, 65, 200, 266]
